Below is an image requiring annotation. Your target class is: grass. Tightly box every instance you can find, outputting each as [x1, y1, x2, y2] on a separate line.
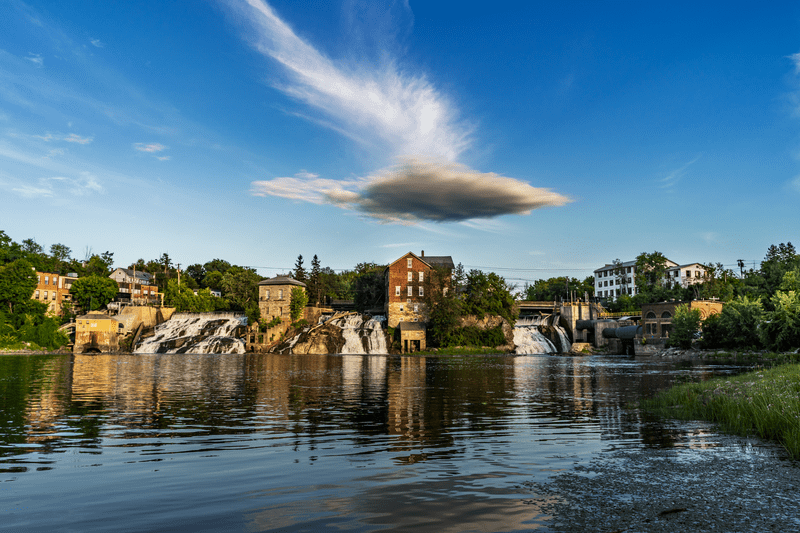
[699, 350, 800, 365]
[641, 363, 800, 459]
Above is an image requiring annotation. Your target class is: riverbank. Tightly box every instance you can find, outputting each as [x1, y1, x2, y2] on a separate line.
[640, 363, 800, 459]
[527, 433, 800, 532]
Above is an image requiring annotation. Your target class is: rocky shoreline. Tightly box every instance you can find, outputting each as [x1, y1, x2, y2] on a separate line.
[525, 431, 800, 532]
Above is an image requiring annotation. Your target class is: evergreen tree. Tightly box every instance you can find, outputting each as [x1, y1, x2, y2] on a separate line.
[294, 254, 306, 283]
[309, 254, 321, 304]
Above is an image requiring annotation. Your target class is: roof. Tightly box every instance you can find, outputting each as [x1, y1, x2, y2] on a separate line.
[386, 251, 454, 271]
[77, 313, 118, 321]
[397, 321, 426, 331]
[113, 268, 153, 282]
[257, 275, 307, 287]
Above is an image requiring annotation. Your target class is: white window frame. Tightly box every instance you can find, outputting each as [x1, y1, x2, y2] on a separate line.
[407, 286, 413, 296]
[419, 272, 424, 282]
[395, 286, 401, 296]
[407, 258, 412, 268]
[419, 286, 424, 297]
[407, 272, 412, 282]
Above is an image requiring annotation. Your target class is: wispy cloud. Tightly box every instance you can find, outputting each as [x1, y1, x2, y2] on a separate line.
[251, 158, 571, 223]
[64, 133, 93, 144]
[133, 142, 167, 153]
[791, 175, 800, 194]
[90, 38, 104, 48]
[226, 0, 471, 161]
[658, 155, 701, 190]
[26, 53, 43, 66]
[7, 172, 103, 198]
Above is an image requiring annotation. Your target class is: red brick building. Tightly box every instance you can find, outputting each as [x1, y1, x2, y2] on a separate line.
[383, 251, 454, 329]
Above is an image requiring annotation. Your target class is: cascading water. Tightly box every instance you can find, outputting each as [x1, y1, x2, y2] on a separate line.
[278, 313, 388, 355]
[514, 316, 572, 355]
[331, 314, 388, 354]
[134, 312, 247, 354]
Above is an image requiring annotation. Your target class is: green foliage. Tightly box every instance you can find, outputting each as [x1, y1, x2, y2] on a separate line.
[701, 295, 764, 350]
[353, 271, 385, 312]
[671, 304, 702, 349]
[163, 280, 226, 312]
[220, 267, 262, 311]
[70, 275, 119, 311]
[524, 276, 595, 302]
[290, 287, 308, 322]
[759, 291, 800, 352]
[641, 364, 800, 459]
[262, 316, 281, 330]
[462, 270, 516, 325]
[82, 252, 114, 277]
[0, 259, 37, 314]
[293, 255, 306, 283]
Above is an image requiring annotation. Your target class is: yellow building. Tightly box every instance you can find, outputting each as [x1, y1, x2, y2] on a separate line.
[74, 312, 121, 354]
[32, 272, 78, 316]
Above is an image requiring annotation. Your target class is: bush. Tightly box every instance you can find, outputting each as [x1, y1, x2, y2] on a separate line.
[671, 304, 701, 349]
[760, 291, 800, 352]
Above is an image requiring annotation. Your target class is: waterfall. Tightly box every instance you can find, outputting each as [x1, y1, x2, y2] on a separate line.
[327, 314, 388, 354]
[134, 312, 247, 354]
[514, 316, 571, 355]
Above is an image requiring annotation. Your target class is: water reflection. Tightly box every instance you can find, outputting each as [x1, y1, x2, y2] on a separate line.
[0, 352, 747, 532]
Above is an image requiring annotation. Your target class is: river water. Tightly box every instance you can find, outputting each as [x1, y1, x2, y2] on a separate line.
[0, 353, 791, 531]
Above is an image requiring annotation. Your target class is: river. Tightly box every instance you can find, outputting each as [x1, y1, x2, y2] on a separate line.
[1, 352, 796, 531]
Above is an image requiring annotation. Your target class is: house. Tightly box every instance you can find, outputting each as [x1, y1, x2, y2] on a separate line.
[258, 275, 306, 334]
[383, 251, 454, 351]
[74, 312, 122, 353]
[594, 258, 682, 300]
[665, 263, 710, 289]
[109, 268, 160, 305]
[32, 271, 79, 316]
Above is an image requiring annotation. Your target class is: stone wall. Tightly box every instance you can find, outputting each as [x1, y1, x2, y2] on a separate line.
[387, 302, 428, 328]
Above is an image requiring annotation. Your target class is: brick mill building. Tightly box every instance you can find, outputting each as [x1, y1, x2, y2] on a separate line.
[384, 251, 454, 352]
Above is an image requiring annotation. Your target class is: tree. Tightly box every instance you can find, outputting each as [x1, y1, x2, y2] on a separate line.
[760, 242, 800, 296]
[711, 295, 765, 349]
[671, 304, 702, 349]
[759, 290, 800, 352]
[294, 255, 306, 283]
[21, 238, 43, 255]
[185, 264, 206, 287]
[290, 287, 308, 322]
[462, 270, 516, 325]
[70, 275, 119, 311]
[309, 255, 321, 304]
[353, 271, 385, 312]
[83, 253, 114, 277]
[634, 251, 670, 294]
[0, 259, 38, 314]
[49, 243, 72, 268]
[163, 280, 224, 312]
[612, 258, 630, 297]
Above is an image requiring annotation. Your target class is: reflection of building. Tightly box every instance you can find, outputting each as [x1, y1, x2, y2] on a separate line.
[641, 300, 723, 338]
[109, 268, 160, 305]
[32, 271, 78, 316]
[74, 312, 121, 353]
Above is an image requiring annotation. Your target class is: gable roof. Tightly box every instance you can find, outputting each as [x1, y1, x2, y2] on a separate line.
[257, 275, 306, 287]
[112, 268, 153, 282]
[386, 251, 454, 271]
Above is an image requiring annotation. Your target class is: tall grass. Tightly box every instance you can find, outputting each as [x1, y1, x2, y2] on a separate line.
[641, 363, 800, 459]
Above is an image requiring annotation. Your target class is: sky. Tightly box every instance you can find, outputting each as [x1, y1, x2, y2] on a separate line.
[2, 0, 800, 287]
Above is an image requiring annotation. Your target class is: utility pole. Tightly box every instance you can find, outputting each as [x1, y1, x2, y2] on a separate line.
[737, 259, 745, 279]
[177, 263, 181, 286]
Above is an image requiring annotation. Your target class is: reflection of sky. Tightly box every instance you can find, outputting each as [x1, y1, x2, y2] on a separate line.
[2, 353, 758, 532]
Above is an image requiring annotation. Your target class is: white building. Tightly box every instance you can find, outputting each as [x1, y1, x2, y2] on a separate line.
[665, 263, 709, 289]
[594, 258, 680, 300]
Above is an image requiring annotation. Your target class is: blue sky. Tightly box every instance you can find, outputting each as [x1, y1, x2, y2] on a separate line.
[2, 0, 799, 286]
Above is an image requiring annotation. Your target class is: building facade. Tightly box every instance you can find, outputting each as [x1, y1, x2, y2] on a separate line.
[641, 300, 723, 339]
[383, 251, 454, 328]
[258, 275, 307, 325]
[32, 271, 79, 316]
[74, 312, 121, 354]
[109, 268, 160, 305]
[594, 258, 680, 300]
[665, 263, 710, 289]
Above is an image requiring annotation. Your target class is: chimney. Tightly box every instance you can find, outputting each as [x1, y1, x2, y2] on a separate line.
[421, 250, 424, 257]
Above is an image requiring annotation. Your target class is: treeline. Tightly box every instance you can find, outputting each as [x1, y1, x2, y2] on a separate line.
[424, 266, 516, 348]
[0, 230, 394, 346]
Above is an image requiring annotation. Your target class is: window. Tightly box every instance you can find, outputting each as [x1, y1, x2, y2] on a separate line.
[44, 291, 48, 300]
[419, 271, 424, 282]
[279, 289, 283, 299]
[627, 267, 631, 273]
[52, 276, 57, 285]
[52, 292, 56, 300]
[686, 270, 691, 278]
[419, 286, 424, 297]
[407, 258, 412, 268]
[408, 286, 413, 296]
[610, 279, 614, 286]
[627, 288, 632, 295]
[45, 276, 49, 285]
[35, 290, 39, 299]
[627, 277, 631, 284]
[399, 305, 404, 312]
[278, 307, 283, 316]
[414, 304, 419, 312]
[408, 271, 413, 282]
[645, 311, 657, 319]
[395, 286, 401, 296]
[661, 311, 672, 319]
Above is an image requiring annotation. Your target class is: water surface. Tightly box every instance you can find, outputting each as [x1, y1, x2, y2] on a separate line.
[0, 353, 762, 531]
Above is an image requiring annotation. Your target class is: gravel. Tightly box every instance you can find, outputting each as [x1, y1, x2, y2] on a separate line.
[525, 434, 800, 532]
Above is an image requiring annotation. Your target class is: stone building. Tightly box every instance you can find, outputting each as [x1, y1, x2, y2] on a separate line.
[74, 312, 122, 354]
[383, 250, 454, 351]
[257, 275, 307, 338]
[641, 300, 723, 339]
[32, 271, 78, 316]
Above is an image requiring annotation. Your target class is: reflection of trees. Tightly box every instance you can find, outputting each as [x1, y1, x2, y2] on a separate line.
[0, 352, 738, 468]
